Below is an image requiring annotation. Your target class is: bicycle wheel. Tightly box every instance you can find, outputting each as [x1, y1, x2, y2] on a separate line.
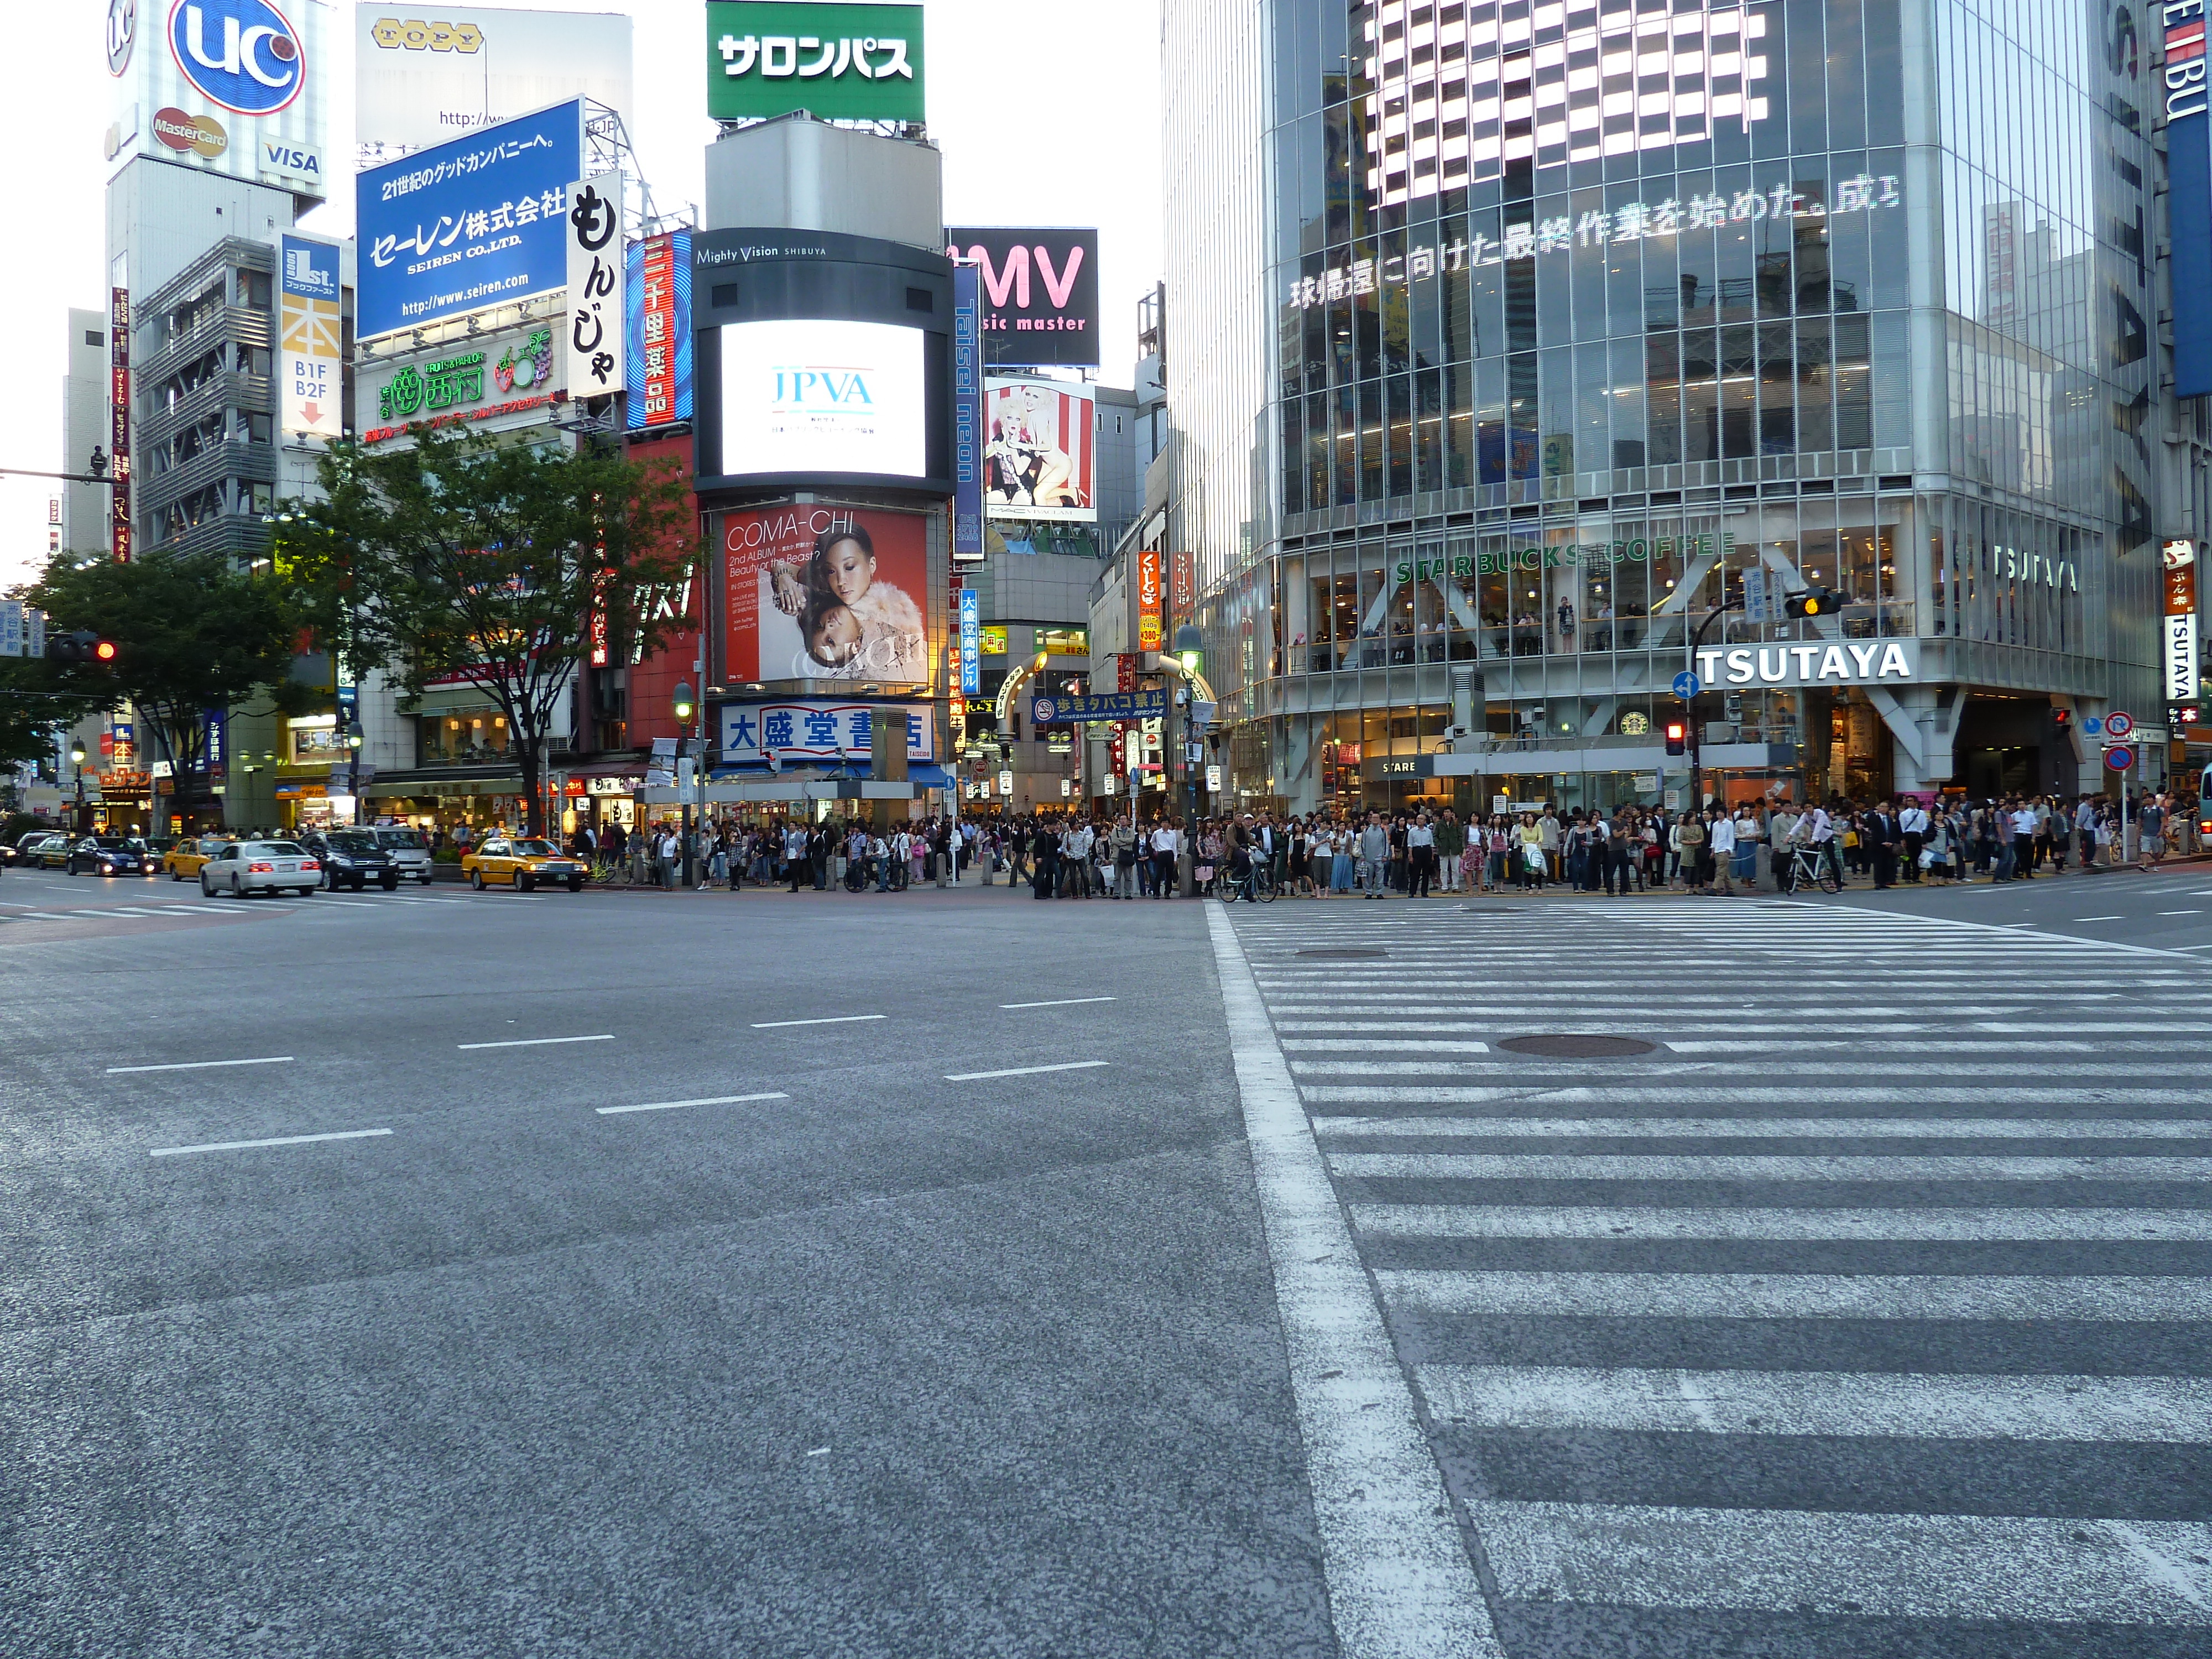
[1255, 871, 1279, 903]
[1215, 877, 1235, 903]
[1817, 862, 1843, 894]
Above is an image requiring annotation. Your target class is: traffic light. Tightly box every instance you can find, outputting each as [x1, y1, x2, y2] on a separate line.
[672, 681, 695, 722]
[45, 630, 115, 667]
[2052, 707, 2073, 731]
[1783, 586, 1840, 619]
[1664, 719, 1687, 756]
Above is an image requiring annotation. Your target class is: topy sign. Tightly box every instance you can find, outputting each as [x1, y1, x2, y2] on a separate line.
[168, 0, 305, 117]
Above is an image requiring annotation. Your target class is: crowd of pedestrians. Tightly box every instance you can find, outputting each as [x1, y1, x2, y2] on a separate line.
[540, 784, 2198, 897]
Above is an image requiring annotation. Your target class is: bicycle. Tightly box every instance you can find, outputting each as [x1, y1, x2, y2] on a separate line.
[1215, 859, 1279, 904]
[1783, 842, 1843, 894]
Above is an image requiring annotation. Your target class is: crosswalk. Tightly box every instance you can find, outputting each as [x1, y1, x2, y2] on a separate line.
[1221, 899, 2212, 1653]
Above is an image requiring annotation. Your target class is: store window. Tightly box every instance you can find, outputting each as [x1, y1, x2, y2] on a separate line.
[418, 708, 512, 764]
[287, 720, 347, 765]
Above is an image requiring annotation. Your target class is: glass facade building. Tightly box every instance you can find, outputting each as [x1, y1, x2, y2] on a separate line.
[1163, 0, 2208, 814]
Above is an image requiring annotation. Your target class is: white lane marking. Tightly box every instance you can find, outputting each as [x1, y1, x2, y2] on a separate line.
[456, 1034, 615, 1050]
[2178, 943, 2212, 952]
[2075, 916, 2126, 922]
[1207, 907, 1505, 1658]
[1314, 1116, 2211, 1140]
[309, 897, 380, 907]
[150, 1128, 392, 1157]
[942, 1061, 1112, 1081]
[2162, 910, 2204, 916]
[1417, 1364, 2212, 1443]
[751, 1014, 886, 1029]
[11, 912, 90, 921]
[107, 1055, 295, 1075]
[597, 1092, 788, 1115]
[1349, 1204, 2212, 1241]
[1378, 1269, 2212, 1322]
[1468, 1501, 2212, 1624]
[1330, 1151, 2212, 1180]
[1000, 996, 1119, 1009]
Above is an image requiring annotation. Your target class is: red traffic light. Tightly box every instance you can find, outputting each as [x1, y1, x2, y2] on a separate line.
[92, 640, 118, 664]
[1664, 720, 1687, 757]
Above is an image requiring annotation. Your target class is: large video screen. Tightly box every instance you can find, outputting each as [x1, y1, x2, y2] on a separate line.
[716, 319, 927, 481]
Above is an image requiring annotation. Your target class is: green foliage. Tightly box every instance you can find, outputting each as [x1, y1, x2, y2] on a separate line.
[284, 427, 698, 832]
[25, 551, 305, 807]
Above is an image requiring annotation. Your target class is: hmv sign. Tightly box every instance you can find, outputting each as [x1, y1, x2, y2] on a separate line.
[945, 226, 1098, 368]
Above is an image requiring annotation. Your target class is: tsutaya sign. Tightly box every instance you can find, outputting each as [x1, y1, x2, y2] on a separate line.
[1696, 639, 1922, 689]
[1291, 175, 1902, 310]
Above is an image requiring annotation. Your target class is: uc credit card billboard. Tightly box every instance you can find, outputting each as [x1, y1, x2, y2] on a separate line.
[356, 98, 583, 338]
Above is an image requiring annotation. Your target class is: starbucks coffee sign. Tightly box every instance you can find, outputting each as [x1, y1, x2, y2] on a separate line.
[359, 319, 566, 444]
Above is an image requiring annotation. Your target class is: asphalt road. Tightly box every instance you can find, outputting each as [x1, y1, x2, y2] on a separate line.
[2, 861, 2206, 1657]
[0, 872, 1329, 1659]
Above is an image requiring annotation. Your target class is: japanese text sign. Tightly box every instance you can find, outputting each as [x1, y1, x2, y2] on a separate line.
[706, 3, 924, 123]
[280, 234, 343, 437]
[627, 229, 693, 430]
[1137, 547, 1164, 651]
[356, 98, 583, 338]
[1030, 691, 1167, 724]
[718, 701, 936, 762]
[566, 173, 625, 397]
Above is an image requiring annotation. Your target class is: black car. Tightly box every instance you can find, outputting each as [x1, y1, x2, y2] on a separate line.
[307, 828, 400, 891]
[65, 836, 151, 877]
[3, 830, 58, 866]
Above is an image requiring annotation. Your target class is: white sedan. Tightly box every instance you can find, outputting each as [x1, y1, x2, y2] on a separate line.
[200, 840, 322, 899]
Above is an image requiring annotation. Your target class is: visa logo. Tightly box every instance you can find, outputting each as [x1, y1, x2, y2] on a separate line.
[772, 369, 874, 406]
[263, 140, 322, 179]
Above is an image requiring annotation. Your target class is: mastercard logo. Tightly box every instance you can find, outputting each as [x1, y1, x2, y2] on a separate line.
[152, 106, 229, 158]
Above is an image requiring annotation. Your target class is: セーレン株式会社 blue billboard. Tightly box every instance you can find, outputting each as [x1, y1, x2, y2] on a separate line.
[356, 99, 583, 340]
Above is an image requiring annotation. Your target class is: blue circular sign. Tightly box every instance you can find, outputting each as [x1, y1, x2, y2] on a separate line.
[1672, 670, 1701, 700]
[2105, 743, 2136, 772]
[168, 0, 305, 117]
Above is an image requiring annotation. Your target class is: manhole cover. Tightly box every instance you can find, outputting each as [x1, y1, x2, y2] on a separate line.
[1295, 946, 1388, 959]
[1496, 1033, 1659, 1058]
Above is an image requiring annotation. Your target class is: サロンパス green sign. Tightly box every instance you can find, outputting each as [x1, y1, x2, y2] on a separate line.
[706, 2, 925, 124]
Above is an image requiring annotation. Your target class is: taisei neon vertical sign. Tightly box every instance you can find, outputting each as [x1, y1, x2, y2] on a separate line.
[951, 262, 984, 560]
[109, 289, 131, 562]
[2166, 0, 2212, 395]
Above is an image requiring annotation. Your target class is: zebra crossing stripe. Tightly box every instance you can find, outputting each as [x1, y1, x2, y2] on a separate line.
[1464, 1500, 2212, 1624]
[1347, 1204, 2212, 1241]
[1416, 1364, 2212, 1443]
[1376, 1269, 2212, 1322]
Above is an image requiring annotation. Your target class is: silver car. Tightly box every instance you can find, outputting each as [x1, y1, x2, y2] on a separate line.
[200, 839, 321, 899]
[373, 826, 436, 885]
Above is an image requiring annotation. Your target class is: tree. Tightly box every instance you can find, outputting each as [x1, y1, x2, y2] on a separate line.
[24, 551, 311, 822]
[286, 426, 697, 835]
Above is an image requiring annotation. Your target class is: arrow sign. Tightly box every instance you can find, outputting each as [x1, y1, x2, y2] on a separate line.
[1672, 670, 1701, 700]
[2105, 710, 2135, 739]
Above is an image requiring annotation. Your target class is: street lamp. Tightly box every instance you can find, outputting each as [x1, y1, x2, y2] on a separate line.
[343, 719, 364, 826]
[69, 739, 87, 832]
[1174, 623, 1203, 676]
[672, 682, 697, 885]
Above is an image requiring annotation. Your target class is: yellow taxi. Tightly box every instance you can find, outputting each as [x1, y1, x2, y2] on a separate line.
[461, 835, 587, 893]
[165, 834, 234, 881]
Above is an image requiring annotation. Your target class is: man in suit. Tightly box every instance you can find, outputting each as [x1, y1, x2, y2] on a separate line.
[1867, 801, 1900, 889]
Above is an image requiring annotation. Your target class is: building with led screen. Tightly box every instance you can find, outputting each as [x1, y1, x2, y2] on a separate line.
[1161, 0, 2210, 815]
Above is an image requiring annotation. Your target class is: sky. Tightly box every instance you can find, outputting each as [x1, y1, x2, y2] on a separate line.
[0, 0, 1162, 592]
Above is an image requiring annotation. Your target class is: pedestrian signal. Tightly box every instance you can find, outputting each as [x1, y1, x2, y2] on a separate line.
[1664, 720, 1686, 756]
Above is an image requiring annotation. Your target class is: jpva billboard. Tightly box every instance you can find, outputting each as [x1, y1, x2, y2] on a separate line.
[356, 99, 583, 338]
